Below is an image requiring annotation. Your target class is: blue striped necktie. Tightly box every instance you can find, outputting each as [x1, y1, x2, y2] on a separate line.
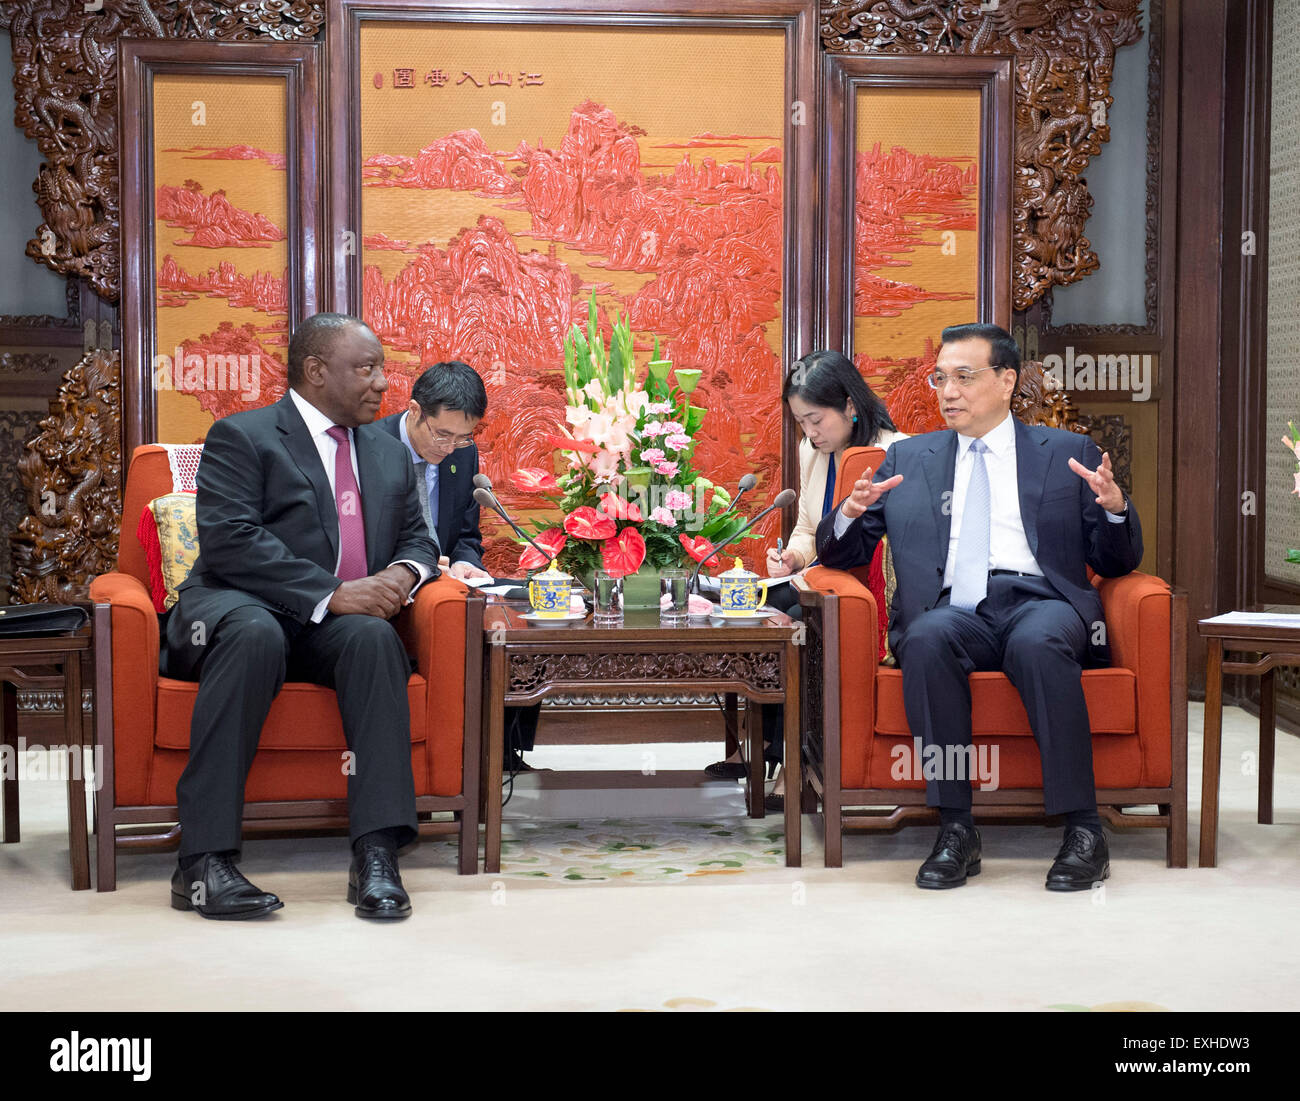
[950, 438, 990, 611]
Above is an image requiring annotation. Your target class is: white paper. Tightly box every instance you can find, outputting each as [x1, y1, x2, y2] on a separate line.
[457, 576, 497, 588]
[1201, 611, 1300, 628]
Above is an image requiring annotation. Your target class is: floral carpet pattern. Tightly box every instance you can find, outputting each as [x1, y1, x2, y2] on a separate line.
[490, 818, 787, 883]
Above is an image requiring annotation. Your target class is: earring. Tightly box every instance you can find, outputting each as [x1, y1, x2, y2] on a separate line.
[853, 415, 859, 423]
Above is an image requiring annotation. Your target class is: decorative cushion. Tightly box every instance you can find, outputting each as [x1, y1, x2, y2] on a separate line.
[138, 493, 199, 613]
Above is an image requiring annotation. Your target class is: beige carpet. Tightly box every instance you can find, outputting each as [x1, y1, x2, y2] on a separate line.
[1, 701, 1297, 1012]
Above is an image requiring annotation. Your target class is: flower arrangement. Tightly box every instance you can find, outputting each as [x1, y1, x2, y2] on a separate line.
[510, 294, 754, 577]
[1283, 422, 1300, 564]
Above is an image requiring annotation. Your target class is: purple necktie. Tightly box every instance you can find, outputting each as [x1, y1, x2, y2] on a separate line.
[326, 425, 368, 581]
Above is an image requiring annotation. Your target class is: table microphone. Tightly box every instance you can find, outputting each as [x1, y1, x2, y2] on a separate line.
[731, 472, 757, 511]
[473, 473, 493, 491]
[689, 488, 796, 593]
[472, 487, 558, 568]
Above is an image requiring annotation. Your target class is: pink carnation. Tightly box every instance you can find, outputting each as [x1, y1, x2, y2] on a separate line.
[662, 421, 684, 435]
[639, 447, 666, 465]
[665, 433, 691, 451]
[650, 507, 676, 527]
[641, 421, 665, 437]
[653, 460, 679, 478]
[664, 489, 692, 510]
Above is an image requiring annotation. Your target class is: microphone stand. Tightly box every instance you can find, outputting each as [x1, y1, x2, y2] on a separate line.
[688, 488, 796, 594]
[472, 487, 559, 572]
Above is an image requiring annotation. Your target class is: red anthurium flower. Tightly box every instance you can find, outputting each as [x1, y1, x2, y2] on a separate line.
[563, 506, 617, 541]
[679, 533, 715, 563]
[510, 467, 560, 493]
[601, 526, 646, 576]
[599, 491, 643, 522]
[519, 527, 566, 571]
[546, 433, 599, 455]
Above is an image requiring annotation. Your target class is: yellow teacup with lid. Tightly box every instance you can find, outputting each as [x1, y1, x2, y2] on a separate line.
[528, 567, 573, 618]
[718, 557, 769, 616]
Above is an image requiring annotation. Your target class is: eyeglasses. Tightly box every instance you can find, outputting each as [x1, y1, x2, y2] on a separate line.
[431, 429, 477, 449]
[926, 367, 1000, 389]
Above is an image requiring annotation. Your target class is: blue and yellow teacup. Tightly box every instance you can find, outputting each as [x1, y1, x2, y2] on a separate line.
[718, 559, 769, 616]
[528, 568, 573, 618]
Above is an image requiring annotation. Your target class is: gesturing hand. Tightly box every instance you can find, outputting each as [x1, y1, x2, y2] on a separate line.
[328, 566, 412, 618]
[1067, 452, 1126, 514]
[840, 468, 904, 520]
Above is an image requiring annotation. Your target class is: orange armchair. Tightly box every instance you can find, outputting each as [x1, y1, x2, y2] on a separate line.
[88, 445, 482, 890]
[796, 446, 1188, 867]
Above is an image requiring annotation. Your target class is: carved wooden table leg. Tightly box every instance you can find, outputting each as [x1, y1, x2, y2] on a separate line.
[2, 678, 18, 844]
[63, 652, 89, 890]
[784, 638, 801, 868]
[1258, 667, 1275, 825]
[1199, 640, 1224, 867]
[484, 642, 506, 875]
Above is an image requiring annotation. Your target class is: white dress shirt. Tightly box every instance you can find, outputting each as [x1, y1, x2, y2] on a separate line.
[398, 410, 441, 549]
[832, 412, 1127, 577]
[288, 389, 430, 622]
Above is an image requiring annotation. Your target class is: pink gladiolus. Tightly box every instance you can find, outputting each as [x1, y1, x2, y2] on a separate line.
[1294, 471, 1300, 497]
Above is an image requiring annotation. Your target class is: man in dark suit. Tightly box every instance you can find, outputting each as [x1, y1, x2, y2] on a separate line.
[164, 313, 440, 920]
[373, 361, 541, 769]
[816, 323, 1142, 891]
[372, 360, 489, 579]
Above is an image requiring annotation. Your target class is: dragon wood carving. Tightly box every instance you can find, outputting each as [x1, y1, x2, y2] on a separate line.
[821, 0, 1144, 310]
[8, 348, 122, 604]
[0, 1, 325, 304]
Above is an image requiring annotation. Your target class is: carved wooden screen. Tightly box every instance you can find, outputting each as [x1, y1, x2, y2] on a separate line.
[119, 41, 323, 452]
[328, 0, 818, 574]
[822, 55, 1012, 436]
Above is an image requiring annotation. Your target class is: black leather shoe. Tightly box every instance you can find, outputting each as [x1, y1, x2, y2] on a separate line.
[704, 760, 748, 779]
[170, 853, 283, 920]
[348, 840, 411, 919]
[1046, 827, 1110, 891]
[915, 823, 982, 889]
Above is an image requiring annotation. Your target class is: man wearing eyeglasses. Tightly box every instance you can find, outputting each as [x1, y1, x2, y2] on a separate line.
[373, 361, 491, 581]
[374, 361, 542, 770]
[815, 322, 1142, 892]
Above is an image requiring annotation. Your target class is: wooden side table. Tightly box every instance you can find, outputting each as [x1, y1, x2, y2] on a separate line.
[1197, 609, 1299, 867]
[0, 623, 94, 890]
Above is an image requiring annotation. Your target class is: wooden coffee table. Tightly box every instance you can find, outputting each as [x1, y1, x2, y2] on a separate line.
[0, 622, 94, 889]
[476, 596, 802, 873]
[1197, 607, 1300, 866]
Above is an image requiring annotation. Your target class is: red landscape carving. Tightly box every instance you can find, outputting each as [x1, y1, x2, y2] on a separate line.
[854, 144, 977, 319]
[364, 131, 519, 194]
[157, 255, 288, 315]
[156, 181, 285, 248]
[167, 144, 288, 171]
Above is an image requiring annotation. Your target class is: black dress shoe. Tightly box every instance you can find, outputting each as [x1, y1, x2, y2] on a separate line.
[348, 840, 411, 919]
[704, 760, 748, 779]
[915, 823, 982, 889]
[170, 853, 283, 920]
[1046, 827, 1110, 891]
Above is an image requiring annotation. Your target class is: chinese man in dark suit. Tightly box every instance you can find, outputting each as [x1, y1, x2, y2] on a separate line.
[816, 323, 1142, 891]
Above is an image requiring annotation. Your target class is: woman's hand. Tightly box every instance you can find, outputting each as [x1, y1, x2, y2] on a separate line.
[766, 547, 802, 577]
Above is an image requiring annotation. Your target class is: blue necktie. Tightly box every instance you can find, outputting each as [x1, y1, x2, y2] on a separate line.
[950, 439, 990, 611]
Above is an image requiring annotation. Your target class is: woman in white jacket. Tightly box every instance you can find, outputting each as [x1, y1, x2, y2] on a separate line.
[707, 349, 908, 807]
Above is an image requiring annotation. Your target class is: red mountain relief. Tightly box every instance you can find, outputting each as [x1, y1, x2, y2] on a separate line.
[157, 255, 288, 315]
[364, 131, 519, 194]
[854, 144, 978, 319]
[167, 144, 287, 170]
[156, 181, 285, 248]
